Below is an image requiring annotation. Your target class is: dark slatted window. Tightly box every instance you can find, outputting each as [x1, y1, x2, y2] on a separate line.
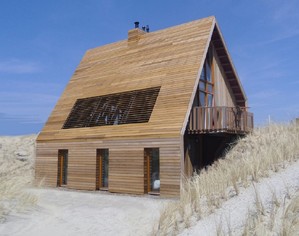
[63, 87, 160, 129]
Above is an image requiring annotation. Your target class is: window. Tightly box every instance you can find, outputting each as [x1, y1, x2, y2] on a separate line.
[57, 149, 68, 186]
[144, 148, 160, 194]
[63, 87, 160, 129]
[96, 149, 109, 190]
[199, 49, 214, 107]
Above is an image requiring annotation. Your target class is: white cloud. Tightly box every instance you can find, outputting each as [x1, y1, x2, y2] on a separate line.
[250, 89, 280, 100]
[0, 92, 58, 123]
[0, 59, 41, 74]
[0, 112, 40, 124]
[271, 0, 299, 23]
[256, 30, 299, 46]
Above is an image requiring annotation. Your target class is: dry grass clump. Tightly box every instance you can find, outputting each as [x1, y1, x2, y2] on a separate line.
[154, 122, 299, 235]
[243, 188, 299, 236]
[281, 192, 299, 235]
[0, 135, 38, 222]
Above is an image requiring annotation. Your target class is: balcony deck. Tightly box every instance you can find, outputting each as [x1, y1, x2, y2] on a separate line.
[188, 106, 254, 134]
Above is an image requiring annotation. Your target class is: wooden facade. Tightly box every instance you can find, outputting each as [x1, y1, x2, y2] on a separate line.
[36, 16, 253, 197]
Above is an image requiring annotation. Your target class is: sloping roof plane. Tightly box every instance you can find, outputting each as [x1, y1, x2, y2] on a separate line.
[37, 16, 246, 142]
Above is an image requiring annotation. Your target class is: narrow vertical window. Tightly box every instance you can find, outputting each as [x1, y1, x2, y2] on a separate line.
[96, 149, 109, 190]
[199, 48, 214, 107]
[144, 148, 160, 194]
[57, 149, 68, 186]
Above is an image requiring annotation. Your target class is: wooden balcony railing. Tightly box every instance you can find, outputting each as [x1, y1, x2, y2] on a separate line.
[188, 106, 254, 134]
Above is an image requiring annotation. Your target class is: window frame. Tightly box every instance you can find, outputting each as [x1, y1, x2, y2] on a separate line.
[198, 48, 214, 107]
[144, 148, 160, 195]
[57, 149, 68, 187]
[96, 149, 109, 190]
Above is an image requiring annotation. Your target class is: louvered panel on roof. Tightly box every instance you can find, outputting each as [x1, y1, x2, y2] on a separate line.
[63, 87, 160, 129]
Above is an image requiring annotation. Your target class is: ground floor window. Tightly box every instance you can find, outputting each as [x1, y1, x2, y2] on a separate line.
[57, 149, 68, 186]
[144, 148, 160, 194]
[96, 149, 109, 190]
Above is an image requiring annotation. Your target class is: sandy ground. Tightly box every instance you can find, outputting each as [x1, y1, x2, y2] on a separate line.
[0, 135, 169, 236]
[180, 160, 299, 236]
[1, 163, 298, 236]
[0, 188, 169, 236]
[1, 134, 298, 236]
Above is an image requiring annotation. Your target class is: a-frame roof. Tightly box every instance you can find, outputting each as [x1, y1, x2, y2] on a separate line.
[37, 16, 246, 142]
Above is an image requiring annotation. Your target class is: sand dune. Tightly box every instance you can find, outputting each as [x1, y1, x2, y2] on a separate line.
[0, 123, 298, 235]
[0, 135, 37, 222]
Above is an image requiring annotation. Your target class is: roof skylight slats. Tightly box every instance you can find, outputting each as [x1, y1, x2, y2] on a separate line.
[62, 87, 160, 129]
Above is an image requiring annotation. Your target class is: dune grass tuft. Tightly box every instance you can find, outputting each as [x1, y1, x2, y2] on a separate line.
[243, 188, 299, 236]
[154, 122, 299, 235]
[0, 135, 37, 222]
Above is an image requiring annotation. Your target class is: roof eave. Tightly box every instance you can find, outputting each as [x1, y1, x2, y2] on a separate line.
[213, 20, 247, 105]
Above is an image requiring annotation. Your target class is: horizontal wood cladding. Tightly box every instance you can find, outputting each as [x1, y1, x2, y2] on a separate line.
[128, 28, 146, 42]
[67, 148, 97, 190]
[35, 147, 58, 187]
[160, 147, 181, 197]
[36, 137, 181, 197]
[109, 149, 144, 195]
[35, 16, 250, 199]
[37, 17, 215, 142]
[213, 45, 236, 107]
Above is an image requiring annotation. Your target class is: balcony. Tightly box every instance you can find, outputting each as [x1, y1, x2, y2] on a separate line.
[188, 106, 254, 134]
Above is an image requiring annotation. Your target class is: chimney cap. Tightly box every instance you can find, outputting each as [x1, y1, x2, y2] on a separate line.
[134, 21, 139, 28]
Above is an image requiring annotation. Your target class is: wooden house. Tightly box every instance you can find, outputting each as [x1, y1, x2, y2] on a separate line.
[35, 16, 253, 197]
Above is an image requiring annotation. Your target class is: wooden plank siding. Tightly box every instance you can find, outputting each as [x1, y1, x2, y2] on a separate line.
[36, 147, 58, 187]
[37, 17, 215, 142]
[35, 137, 181, 197]
[109, 149, 144, 194]
[35, 16, 251, 197]
[213, 45, 236, 107]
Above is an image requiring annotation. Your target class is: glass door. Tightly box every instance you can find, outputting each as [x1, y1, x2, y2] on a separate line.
[57, 149, 68, 186]
[96, 149, 109, 190]
[144, 148, 160, 194]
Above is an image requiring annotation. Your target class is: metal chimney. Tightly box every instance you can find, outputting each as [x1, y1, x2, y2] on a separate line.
[134, 21, 139, 28]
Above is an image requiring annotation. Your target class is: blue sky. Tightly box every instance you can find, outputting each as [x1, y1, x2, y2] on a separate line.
[1, 0, 299, 135]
